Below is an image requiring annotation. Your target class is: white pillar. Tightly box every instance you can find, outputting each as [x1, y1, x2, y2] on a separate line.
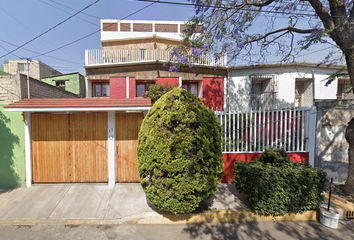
[24, 112, 32, 187]
[306, 106, 317, 167]
[224, 77, 227, 111]
[126, 77, 129, 98]
[179, 77, 182, 87]
[107, 111, 116, 186]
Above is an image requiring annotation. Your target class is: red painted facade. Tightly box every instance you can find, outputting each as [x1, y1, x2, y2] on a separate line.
[221, 152, 309, 183]
[203, 78, 224, 110]
[129, 77, 136, 98]
[110, 77, 126, 99]
[156, 77, 179, 87]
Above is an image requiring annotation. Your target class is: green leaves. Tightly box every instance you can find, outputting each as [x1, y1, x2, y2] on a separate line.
[138, 88, 224, 214]
[233, 148, 327, 216]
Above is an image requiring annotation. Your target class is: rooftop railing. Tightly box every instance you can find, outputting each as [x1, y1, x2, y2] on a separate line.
[85, 49, 227, 67]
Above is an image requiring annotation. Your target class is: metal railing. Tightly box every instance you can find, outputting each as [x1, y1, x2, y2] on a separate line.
[215, 107, 314, 153]
[85, 49, 227, 67]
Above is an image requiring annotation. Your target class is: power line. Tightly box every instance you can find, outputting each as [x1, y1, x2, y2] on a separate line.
[135, 0, 317, 17]
[37, 0, 99, 26]
[0, 39, 82, 64]
[0, 5, 82, 63]
[0, 0, 101, 59]
[30, 0, 159, 59]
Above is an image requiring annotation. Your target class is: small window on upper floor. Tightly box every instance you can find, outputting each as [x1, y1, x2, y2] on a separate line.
[140, 49, 146, 60]
[337, 79, 353, 100]
[56, 80, 66, 90]
[18, 63, 27, 72]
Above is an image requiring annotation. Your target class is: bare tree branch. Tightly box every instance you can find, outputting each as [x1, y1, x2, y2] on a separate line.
[307, 0, 335, 29]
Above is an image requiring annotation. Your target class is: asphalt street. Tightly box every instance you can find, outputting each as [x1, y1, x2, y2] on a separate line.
[1, 220, 354, 240]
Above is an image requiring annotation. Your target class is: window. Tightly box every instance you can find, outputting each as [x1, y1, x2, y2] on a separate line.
[250, 81, 263, 110]
[182, 82, 198, 96]
[104, 58, 114, 63]
[294, 78, 312, 107]
[18, 63, 27, 72]
[56, 80, 66, 90]
[337, 79, 353, 99]
[93, 83, 110, 97]
[136, 82, 154, 97]
[249, 76, 275, 110]
[140, 49, 146, 60]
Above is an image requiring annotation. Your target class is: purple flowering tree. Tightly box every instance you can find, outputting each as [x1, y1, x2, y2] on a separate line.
[178, 0, 354, 194]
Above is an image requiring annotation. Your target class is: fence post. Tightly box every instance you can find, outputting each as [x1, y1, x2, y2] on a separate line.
[306, 106, 317, 167]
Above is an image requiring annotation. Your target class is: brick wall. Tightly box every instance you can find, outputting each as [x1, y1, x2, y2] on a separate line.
[20, 74, 79, 99]
[129, 77, 136, 98]
[110, 77, 126, 99]
[0, 75, 21, 104]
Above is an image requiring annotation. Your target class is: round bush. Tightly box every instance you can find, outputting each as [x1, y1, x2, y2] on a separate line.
[137, 87, 224, 214]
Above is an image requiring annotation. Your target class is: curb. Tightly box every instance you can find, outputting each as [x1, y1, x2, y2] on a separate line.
[0, 209, 318, 226]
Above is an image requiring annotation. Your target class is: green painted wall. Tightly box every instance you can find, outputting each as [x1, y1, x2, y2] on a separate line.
[0, 104, 25, 188]
[41, 73, 85, 97]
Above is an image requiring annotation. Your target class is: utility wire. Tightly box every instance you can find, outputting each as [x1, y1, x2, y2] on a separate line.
[30, 0, 158, 59]
[0, 5, 82, 63]
[0, 0, 101, 59]
[135, 0, 318, 17]
[0, 39, 82, 64]
[37, 0, 99, 26]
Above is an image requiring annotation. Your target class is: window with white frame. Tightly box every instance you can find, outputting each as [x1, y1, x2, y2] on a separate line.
[140, 49, 146, 60]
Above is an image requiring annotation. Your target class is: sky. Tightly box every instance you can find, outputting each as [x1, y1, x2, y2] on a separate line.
[0, 0, 341, 76]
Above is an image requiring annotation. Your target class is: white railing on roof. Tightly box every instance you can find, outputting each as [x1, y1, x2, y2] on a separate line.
[85, 49, 227, 67]
[214, 107, 314, 153]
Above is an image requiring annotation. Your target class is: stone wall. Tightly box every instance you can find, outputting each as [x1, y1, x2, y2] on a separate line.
[315, 99, 354, 182]
[0, 75, 22, 104]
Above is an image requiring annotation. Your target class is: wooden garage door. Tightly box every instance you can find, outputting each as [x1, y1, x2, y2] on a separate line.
[116, 112, 144, 182]
[32, 113, 108, 183]
[32, 114, 70, 183]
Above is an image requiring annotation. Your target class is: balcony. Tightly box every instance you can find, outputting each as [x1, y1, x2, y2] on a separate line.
[85, 49, 227, 67]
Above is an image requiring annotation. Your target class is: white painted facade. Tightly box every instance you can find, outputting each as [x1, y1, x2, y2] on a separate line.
[228, 63, 344, 111]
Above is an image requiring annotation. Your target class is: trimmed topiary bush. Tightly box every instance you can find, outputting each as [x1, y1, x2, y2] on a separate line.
[137, 87, 224, 214]
[233, 148, 327, 216]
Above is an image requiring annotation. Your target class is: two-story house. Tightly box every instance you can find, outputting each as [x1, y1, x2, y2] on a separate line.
[84, 19, 228, 110]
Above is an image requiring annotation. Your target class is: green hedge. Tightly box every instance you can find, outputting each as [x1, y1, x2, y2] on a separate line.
[233, 148, 327, 216]
[138, 87, 224, 214]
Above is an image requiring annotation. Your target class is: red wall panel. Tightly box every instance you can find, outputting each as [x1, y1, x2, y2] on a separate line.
[129, 77, 136, 99]
[110, 77, 126, 99]
[221, 152, 309, 183]
[156, 77, 179, 87]
[203, 78, 224, 110]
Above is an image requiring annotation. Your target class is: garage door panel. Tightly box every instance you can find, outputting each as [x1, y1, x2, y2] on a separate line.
[116, 113, 143, 182]
[70, 113, 108, 182]
[32, 114, 70, 183]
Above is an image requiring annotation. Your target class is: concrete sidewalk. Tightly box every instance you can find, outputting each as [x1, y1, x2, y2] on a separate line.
[0, 183, 314, 225]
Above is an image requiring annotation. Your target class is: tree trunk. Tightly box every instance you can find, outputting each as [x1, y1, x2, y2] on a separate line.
[345, 118, 354, 194]
[344, 51, 354, 194]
